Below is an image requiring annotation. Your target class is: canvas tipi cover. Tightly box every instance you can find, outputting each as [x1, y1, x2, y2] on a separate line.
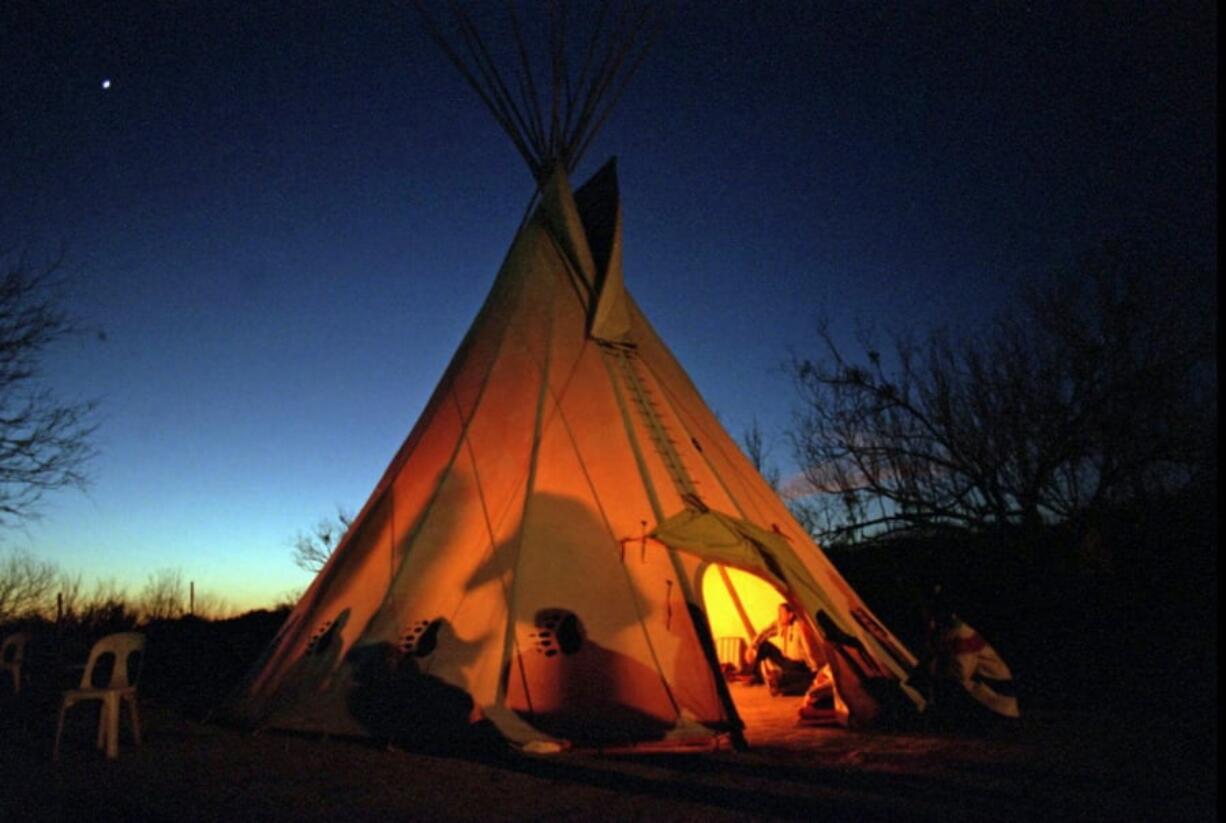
[234, 160, 922, 750]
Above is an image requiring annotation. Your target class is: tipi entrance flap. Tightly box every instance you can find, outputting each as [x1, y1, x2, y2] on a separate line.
[651, 509, 790, 589]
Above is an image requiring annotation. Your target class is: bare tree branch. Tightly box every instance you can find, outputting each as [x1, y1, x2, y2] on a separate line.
[788, 243, 1215, 548]
[291, 507, 354, 574]
[0, 548, 58, 622]
[139, 567, 185, 621]
[739, 416, 781, 492]
[0, 250, 98, 525]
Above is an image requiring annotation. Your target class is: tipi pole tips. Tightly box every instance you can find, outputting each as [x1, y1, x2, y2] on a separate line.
[412, 1, 666, 181]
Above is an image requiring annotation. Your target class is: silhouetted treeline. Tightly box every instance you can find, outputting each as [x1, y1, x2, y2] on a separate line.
[788, 240, 1216, 553]
[777, 240, 1216, 748]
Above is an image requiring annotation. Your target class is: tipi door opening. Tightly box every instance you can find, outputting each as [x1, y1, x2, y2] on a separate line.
[700, 565, 817, 739]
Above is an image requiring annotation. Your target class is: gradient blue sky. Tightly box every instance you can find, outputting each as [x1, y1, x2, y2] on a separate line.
[1, 1, 1215, 609]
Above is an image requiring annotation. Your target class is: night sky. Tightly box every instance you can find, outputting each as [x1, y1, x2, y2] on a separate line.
[1, 1, 1215, 609]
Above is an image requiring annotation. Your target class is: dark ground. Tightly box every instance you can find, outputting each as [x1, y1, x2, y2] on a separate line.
[0, 684, 1214, 822]
[1, 495, 1215, 821]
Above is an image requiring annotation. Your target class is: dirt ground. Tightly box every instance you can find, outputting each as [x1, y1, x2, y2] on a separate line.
[0, 682, 1213, 822]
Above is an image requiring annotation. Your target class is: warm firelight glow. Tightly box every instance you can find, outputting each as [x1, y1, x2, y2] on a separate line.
[701, 565, 786, 644]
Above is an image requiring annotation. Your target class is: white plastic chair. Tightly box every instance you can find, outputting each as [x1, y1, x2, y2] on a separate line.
[53, 632, 145, 760]
[0, 632, 30, 695]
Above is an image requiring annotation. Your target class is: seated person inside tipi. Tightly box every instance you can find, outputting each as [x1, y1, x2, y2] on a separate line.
[746, 603, 825, 695]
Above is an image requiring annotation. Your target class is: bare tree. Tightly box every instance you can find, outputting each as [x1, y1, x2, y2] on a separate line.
[138, 567, 185, 621]
[84, 578, 131, 614]
[53, 572, 137, 630]
[188, 587, 237, 621]
[739, 417, 830, 541]
[0, 251, 98, 525]
[56, 570, 84, 618]
[273, 587, 304, 612]
[76, 577, 137, 633]
[0, 549, 58, 622]
[291, 508, 354, 574]
[789, 244, 1215, 547]
[740, 417, 781, 492]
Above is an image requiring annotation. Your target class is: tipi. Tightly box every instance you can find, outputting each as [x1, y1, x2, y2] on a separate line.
[235, 5, 922, 751]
